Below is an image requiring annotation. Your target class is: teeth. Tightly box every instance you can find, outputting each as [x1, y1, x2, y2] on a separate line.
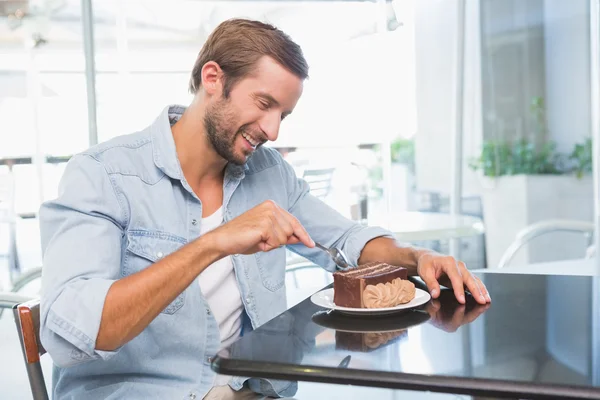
[242, 132, 258, 147]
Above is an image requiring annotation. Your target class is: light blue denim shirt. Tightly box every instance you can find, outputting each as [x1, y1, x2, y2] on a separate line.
[39, 105, 393, 400]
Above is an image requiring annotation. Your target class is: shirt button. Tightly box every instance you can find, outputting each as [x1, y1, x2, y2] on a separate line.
[189, 393, 196, 400]
[156, 251, 163, 259]
[191, 219, 198, 226]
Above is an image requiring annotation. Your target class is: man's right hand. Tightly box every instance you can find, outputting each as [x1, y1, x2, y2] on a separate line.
[208, 200, 315, 256]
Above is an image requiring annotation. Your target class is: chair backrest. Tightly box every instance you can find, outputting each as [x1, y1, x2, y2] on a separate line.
[497, 219, 595, 268]
[302, 167, 335, 200]
[13, 298, 49, 400]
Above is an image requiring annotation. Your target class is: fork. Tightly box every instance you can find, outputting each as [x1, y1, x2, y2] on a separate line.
[314, 242, 353, 271]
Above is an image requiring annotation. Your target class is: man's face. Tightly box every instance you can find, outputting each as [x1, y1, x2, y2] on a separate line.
[204, 56, 303, 165]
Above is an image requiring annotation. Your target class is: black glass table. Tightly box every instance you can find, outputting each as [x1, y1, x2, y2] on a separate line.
[212, 272, 600, 399]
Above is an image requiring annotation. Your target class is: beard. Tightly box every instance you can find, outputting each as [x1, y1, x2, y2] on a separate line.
[204, 98, 261, 166]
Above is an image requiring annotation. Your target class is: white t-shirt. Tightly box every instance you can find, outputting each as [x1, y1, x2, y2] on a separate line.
[197, 206, 244, 386]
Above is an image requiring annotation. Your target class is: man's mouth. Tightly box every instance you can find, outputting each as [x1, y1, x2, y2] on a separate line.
[241, 131, 260, 149]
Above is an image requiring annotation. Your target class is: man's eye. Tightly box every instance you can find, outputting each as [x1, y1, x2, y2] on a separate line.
[258, 101, 269, 110]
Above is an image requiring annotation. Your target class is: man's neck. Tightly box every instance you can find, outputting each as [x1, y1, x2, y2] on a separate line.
[171, 101, 227, 190]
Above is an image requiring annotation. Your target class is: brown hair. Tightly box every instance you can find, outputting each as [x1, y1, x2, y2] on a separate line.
[189, 18, 309, 97]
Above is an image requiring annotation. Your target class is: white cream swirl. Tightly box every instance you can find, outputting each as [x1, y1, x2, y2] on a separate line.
[363, 278, 416, 309]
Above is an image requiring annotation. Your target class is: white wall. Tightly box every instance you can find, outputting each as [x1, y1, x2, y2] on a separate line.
[543, 0, 592, 152]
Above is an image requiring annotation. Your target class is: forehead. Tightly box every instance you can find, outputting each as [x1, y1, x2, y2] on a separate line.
[231, 56, 304, 109]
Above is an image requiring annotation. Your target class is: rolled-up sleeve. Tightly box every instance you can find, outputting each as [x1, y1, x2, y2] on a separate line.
[39, 154, 126, 367]
[279, 154, 394, 271]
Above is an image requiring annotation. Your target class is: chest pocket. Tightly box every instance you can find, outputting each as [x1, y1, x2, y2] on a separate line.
[255, 247, 286, 292]
[124, 230, 187, 315]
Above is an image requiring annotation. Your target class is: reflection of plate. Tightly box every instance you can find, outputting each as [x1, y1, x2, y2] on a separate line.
[312, 308, 430, 333]
[310, 287, 431, 316]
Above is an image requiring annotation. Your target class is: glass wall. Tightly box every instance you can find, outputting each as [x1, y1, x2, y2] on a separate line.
[413, 0, 595, 269]
[476, 0, 593, 268]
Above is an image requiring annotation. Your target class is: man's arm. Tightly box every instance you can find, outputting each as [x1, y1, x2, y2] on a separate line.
[357, 236, 432, 275]
[358, 237, 491, 305]
[95, 237, 221, 350]
[40, 155, 129, 366]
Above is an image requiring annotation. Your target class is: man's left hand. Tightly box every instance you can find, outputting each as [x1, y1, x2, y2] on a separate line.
[416, 252, 491, 305]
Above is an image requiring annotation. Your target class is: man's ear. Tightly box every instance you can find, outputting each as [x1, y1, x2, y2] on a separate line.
[201, 61, 224, 97]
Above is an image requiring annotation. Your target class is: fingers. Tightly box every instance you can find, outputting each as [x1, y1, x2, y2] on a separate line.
[476, 276, 491, 302]
[418, 260, 441, 299]
[271, 201, 314, 248]
[460, 263, 487, 305]
[418, 254, 492, 306]
[265, 213, 288, 251]
[286, 214, 314, 248]
[286, 234, 301, 245]
[441, 257, 466, 304]
[460, 262, 491, 304]
[262, 200, 314, 250]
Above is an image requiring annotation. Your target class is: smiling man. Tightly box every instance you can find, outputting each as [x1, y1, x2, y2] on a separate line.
[39, 19, 490, 400]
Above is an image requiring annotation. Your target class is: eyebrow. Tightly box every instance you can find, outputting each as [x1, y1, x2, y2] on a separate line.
[254, 92, 293, 118]
[254, 92, 280, 107]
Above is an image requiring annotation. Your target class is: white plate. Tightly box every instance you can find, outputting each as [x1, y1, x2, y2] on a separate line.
[310, 287, 431, 316]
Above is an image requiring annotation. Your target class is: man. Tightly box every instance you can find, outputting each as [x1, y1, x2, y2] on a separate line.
[39, 18, 490, 400]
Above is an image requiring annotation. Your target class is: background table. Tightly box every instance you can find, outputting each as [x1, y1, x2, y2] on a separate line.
[377, 211, 485, 241]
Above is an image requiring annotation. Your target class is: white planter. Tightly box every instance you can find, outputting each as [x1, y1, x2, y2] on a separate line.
[481, 174, 593, 268]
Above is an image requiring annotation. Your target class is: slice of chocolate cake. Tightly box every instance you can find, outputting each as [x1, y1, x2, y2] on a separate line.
[333, 262, 416, 308]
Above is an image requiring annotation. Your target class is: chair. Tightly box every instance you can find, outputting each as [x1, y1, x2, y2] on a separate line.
[0, 266, 43, 319]
[0, 291, 32, 309]
[13, 298, 49, 400]
[497, 219, 595, 268]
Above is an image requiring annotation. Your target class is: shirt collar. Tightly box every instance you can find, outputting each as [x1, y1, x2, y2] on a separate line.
[150, 105, 249, 182]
